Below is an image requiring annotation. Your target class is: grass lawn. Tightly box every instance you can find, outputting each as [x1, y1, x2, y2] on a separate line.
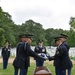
[0, 62, 75, 75]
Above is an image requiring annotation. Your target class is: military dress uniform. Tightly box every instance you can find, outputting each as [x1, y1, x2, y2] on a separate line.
[60, 34, 72, 75]
[13, 34, 46, 75]
[34, 46, 46, 67]
[62, 41, 70, 51]
[49, 42, 72, 75]
[2, 46, 10, 69]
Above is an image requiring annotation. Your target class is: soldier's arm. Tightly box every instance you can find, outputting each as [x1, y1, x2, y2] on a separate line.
[56, 46, 66, 57]
[26, 43, 46, 60]
[1, 48, 4, 56]
[48, 56, 55, 61]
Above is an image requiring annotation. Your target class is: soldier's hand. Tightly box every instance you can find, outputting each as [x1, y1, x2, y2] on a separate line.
[47, 56, 51, 61]
[38, 53, 41, 56]
[48, 56, 54, 61]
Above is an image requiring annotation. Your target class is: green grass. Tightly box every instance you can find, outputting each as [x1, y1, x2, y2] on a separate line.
[71, 57, 75, 60]
[0, 63, 14, 75]
[0, 62, 75, 75]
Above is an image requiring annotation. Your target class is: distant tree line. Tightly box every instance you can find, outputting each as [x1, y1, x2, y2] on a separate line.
[0, 7, 75, 47]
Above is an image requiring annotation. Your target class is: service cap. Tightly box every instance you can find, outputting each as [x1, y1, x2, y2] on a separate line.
[19, 34, 33, 38]
[54, 36, 61, 43]
[60, 33, 68, 38]
[38, 39, 43, 43]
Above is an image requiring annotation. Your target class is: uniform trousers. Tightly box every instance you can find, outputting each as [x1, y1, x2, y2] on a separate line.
[14, 67, 28, 75]
[3, 58, 9, 69]
[55, 67, 71, 75]
[67, 68, 71, 75]
[36, 60, 44, 67]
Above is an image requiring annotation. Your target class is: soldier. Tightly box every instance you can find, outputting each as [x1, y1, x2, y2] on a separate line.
[49, 37, 72, 75]
[13, 34, 46, 75]
[59, 34, 73, 75]
[1, 42, 10, 69]
[60, 33, 70, 51]
[34, 40, 46, 67]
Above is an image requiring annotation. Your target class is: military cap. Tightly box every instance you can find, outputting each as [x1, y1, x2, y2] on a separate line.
[19, 34, 33, 38]
[60, 33, 68, 38]
[55, 38, 61, 43]
[38, 39, 43, 43]
[54, 36, 61, 39]
[54, 37, 61, 43]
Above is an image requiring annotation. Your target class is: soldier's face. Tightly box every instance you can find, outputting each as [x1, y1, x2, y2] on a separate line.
[61, 38, 66, 42]
[38, 42, 43, 46]
[6, 42, 9, 46]
[20, 38, 26, 42]
[55, 41, 60, 46]
[27, 38, 32, 44]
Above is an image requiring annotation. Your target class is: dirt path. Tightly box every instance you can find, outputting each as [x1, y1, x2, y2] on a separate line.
[0, 58, 75, 64]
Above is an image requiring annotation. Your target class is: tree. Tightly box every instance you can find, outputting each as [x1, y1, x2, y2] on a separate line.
[45, 28, 64, 47]
[0, 28, 5, 47]
[0, 7, 16, 46]
[67, 28, 75, 47]
[69, 17, 75, 29]
[20, 19, 46, 45]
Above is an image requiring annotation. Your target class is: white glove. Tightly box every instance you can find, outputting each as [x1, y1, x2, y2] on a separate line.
[38, 53, 41, 56]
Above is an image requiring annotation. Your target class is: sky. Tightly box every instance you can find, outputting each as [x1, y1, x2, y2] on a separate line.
[0, 0, 75, 30]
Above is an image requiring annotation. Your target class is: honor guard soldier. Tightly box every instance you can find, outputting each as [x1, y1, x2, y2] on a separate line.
[1, 42, 10, 69]
[13, 34, 46, 75]
[48, 37, 73, 75]
[59, 34, 73, 75]
[60, 33, 70, 51]
[34, 40, 46, 67]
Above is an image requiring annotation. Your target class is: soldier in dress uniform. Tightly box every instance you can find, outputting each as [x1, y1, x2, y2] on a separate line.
[1, 42, 10, 69]
[13, 34, 46, 75]
[59, 34, 73, 75]
[60, 34, 70, 51]
[48, 37, 73, 75]
[34, 40, 46, 67]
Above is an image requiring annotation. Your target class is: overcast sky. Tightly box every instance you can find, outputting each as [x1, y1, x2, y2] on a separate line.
[0, 0, 75, 30]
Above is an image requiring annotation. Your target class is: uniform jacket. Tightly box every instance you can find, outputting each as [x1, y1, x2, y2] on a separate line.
[49, 44, 72, 70]
[34, 46, 46, 61]
[2, 47, 10, 59]
[62, 41, 70, 51]
[13, 42, 45, 69]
